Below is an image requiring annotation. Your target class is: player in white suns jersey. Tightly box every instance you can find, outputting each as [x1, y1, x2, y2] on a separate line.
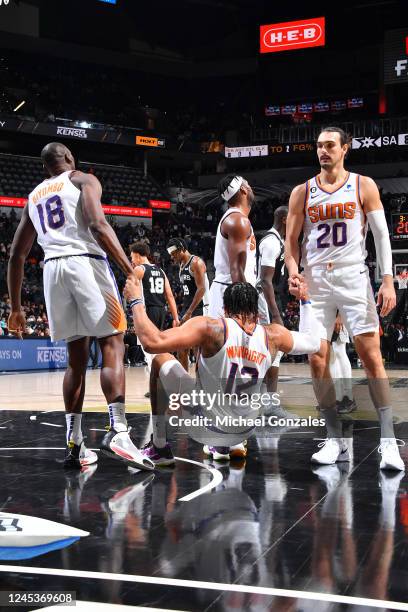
[208, 175, 257, 318]
[8, 142, 154, 472]
[286, 127, 404, 471]
[124, 279, 321, 464]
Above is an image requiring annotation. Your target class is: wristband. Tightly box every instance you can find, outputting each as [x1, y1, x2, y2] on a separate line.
[301, 300, 311, 305]
[128, 298, 143, 309]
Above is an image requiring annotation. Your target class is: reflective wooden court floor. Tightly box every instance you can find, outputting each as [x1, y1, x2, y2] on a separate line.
[0, 365, 407, 611]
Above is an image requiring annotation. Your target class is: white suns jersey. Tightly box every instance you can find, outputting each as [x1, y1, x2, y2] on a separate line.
[28, 170, 105, 261]
[198, 318, 272, 416]
[301, 172, 367, 269]
[213, 208, 257, 285]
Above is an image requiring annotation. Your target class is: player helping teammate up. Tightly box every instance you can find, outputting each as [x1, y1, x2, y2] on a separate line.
[124, 277, 321, 464]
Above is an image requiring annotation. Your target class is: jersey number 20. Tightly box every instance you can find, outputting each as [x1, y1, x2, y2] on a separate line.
[36, 195, 65, 233]
[316, 222, 347, 248]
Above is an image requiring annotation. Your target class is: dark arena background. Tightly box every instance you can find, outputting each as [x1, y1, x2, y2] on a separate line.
[0, 1, 408, 610]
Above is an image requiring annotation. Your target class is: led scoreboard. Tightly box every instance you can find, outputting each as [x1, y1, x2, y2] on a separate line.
[392, 213, 408, 240]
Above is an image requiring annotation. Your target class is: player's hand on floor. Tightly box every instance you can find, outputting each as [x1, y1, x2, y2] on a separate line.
[124, 276, 141, 301]
[8, 310, 26, 339]
[377, 281, 396, 317]
[172, 318, 180, 327]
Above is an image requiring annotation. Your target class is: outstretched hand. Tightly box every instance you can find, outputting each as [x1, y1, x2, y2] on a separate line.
[288, 273, 308, 300]
[124, 275, 142, 302]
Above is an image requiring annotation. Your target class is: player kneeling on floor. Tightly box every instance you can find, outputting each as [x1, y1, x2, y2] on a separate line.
[124, 278, 321, 465]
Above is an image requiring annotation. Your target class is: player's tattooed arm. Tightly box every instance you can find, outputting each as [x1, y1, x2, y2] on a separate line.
[124, 276, 223, 354]
[182, 257, 206, 323]
[71, 171, 133, 276]
[223, 213, 251, 282]
[7, 205, 36, 336]
[285, 183, 306, 289]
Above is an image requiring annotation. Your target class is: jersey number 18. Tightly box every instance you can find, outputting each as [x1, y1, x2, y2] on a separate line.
[149, 277, 164, 294]
[36, 195, 65, 233]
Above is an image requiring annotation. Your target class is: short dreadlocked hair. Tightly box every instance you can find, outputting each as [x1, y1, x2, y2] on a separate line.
[223, 282, 258, 322]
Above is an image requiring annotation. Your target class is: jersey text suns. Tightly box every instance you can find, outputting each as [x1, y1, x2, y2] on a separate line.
[307, 201, 356, 223]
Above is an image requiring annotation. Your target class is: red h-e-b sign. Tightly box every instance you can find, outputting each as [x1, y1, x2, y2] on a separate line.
[260, 17, 325, 54]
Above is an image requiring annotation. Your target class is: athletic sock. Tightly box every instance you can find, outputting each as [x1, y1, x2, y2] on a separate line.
[377, 406, 395, 439]
[152, 415, 167, 448]
[321, 404, 343, 438]
[108, 402, 128, 433]
[65, 413, 83, 445]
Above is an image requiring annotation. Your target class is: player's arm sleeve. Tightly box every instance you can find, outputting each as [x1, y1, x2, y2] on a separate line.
[366, 210, 393, 277]
[288, 302, 321, 355]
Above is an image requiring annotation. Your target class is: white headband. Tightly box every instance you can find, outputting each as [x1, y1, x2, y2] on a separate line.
[221, 176, 244, 201]
[167, 245, 178, 254]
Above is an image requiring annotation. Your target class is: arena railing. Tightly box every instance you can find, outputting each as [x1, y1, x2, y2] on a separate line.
[251, 116, 408, 145]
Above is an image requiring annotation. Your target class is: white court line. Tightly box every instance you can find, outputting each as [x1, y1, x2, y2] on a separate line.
[0, 447, 222, 502]
[0, 447, 99, 451]
[40, 422, 64, 428]
[174, 457, 223, 502]
[0, 566, 407, 610]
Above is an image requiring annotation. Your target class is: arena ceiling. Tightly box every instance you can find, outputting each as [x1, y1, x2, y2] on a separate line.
[24, 0, 405, 61]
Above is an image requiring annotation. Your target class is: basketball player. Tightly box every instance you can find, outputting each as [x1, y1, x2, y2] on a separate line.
[285, 126, 404, 471]
[123, 278, 321, 464]
[130, 241, 179, 331]
[166, 237, 210, 370]
[208, 175, 257, 318]
[130, 241, 178, 398]
[256, 206, 288, 391]
[7, 143, 154, 471]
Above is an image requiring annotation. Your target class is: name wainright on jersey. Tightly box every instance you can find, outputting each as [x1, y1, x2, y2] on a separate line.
[301, 172, 367, 269]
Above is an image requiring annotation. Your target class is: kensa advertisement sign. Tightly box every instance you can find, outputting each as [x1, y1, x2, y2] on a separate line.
[260, 17, 325, 54]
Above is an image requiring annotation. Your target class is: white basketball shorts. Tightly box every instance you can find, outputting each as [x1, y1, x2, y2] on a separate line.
[302, 263, 379, 341]
[43, 254, 127, 342]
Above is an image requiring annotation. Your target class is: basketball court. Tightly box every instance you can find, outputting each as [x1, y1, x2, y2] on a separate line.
[1, 364, 407, 611]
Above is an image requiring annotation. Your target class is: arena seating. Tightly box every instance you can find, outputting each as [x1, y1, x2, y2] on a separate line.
[0, 154, 166, 206]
